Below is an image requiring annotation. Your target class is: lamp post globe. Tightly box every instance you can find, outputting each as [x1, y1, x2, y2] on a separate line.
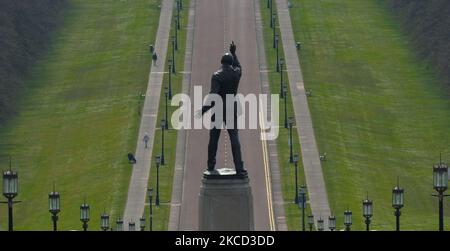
[362, 197, 373, 231]
[433, 160, 448, 231]
[140, 216, 146, 231]
[344, 210, 352, 231]
[48, 188, 60, 231]
[101, 212, 110, 231]
[298, 185, 307, 231]
[164, 86, 169, 97]
[392, 186, 404, 209]
[3, 158, 20, 232]
[392, 181, 404, 231]
[433, 162, 448, 192]
[307, 215, 314, 231]
[3, 170, 18, 199]
[116, 218, 124, 231]
[328, 215, 336, 231]
[80, 202, 90, 231]
[129, 221, 136, 231]
[48, 192, 60, 215]
[317, 217, 324, 231]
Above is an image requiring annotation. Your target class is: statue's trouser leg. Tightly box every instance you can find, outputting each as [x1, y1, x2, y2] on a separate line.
[207, 128, 221, 170]
[227, 129, 244, 170]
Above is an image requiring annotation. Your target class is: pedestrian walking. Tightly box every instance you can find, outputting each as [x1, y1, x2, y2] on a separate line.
[143, 132, 150, 148]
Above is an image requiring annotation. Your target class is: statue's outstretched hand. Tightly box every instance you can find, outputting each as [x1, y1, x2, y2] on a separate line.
[230, 41, 236, 54]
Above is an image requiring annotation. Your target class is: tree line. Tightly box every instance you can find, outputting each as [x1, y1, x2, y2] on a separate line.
[387, 0, 450, 88]
[0, 0, 66, 123]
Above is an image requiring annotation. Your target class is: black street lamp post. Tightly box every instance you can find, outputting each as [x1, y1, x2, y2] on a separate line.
[80, 202, 90, 231]
[433, 159, 448, 231]
[328, 215, 336, 231]
[269, 0, 273, 27]
[307, 215, 314, 231]
[176, 3, 181, 30]
[161, 120, 166, 165]
[172, 36, 176, 74]
[344, 210, 352, 231]
[175, 18, 179, 50]
[155, 156, 161, 206]
[168, 60, 173, 99]
[116, 218, 124, 231]
[288, 117, 295, 163]
[272, 14, 277, 48]
[164, 87, 169, 129]
[279, 58, 284, 99]
[362, 196, 373, 231]
[101, 212, 110, 231]
[293, 154, 299, 204]
[392, 179, 404, 231]
[140, 216, 146, 231]
[48, 184, 60, 231]
[2, 160, 20, 232]
[275, 34, 280, 72]
[298, 185, 307, 231]
[148, 188, 153, 231]
[283, 85, 288, 129]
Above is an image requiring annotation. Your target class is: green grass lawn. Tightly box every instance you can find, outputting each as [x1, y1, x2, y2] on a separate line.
[259, 0, 313, 231]
[289, 0, 450, 230]
[144, 1, 189, 231]
[0, 0, 161, 230]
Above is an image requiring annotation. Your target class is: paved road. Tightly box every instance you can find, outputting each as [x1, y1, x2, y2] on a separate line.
[276, 0, 331, 229]
[122, 0, 173, 230]
[254, 0, 287, 231]
[178, 0, 274, 231]
[168, 0, 196, 230]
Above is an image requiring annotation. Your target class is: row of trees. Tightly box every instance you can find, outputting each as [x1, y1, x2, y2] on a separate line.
[387, 0, 450, 87]
[0, 0, 66, 123]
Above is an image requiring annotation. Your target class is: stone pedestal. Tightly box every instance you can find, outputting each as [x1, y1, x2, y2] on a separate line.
[199, 168, 254, 231]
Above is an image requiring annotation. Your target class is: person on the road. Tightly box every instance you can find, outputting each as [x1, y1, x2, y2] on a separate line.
[143, 132, 150, 148]
[197, 41, 246, 175]
[152, 51, 158, 62]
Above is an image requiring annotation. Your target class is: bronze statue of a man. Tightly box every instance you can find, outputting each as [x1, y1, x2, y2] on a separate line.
[197, 42, 247, 175]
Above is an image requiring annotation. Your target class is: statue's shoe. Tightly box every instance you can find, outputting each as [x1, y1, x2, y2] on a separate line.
[203, 169, 219, 176]
[235, 168, 248, 175]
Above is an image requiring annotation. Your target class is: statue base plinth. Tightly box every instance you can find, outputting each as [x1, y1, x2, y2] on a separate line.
[199, 168, 254, 231]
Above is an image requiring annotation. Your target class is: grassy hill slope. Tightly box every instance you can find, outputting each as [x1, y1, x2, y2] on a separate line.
[290, 0, 450, 230]
[0, 0, 161, 230]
